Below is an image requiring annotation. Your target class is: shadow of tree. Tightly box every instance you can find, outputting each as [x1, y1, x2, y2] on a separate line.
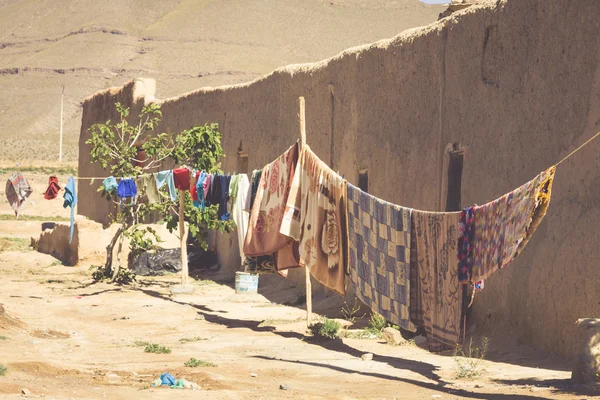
[492, 377, 600, 398]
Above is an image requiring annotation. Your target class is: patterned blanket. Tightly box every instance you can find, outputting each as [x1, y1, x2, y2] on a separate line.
[280, 145, 347, 295]
[346, 183, 415, 331]
[411, 210, 463, 352]
[244, 143, 300, 274]
[470, 166, 556, 283]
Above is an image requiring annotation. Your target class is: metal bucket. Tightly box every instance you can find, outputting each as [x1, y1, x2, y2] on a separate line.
[235, 271, 259, 294]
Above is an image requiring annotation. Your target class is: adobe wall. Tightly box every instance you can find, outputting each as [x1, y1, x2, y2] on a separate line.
[78, 0, 600, 358]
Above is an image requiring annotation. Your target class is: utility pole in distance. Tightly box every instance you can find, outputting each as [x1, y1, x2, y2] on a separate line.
[59, 85, 64, 162]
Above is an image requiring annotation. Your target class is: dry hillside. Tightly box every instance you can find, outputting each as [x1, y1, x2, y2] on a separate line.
[0, 0, 444, 163]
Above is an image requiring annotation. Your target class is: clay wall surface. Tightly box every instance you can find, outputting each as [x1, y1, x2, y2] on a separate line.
[78, 0, 600, 358]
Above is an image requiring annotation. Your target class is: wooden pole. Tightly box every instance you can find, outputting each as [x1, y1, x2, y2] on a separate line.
[179, 189, 188, 284]
[298, 96, 312, 327]
[59, 85, 64, 162]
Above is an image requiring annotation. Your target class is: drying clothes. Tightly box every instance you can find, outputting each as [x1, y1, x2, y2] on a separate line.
[244, 255, 277, 274]
[173, 167, 191, 191]
[208, 174, 221, 207]
[135, 174, 160, 205]
[194, 171, 208, 210]
[232, 174, 250, 265]
[5, 172, 33, 213]
[457, 206, 476, 284]
[117, 178, 137, 205]
[346, 183, 415, 332]
[470, 166, 556, 283]
[44, 176, 61, 200]
[244, 170, 262, 212]
[102, 176, 118, 195]
[244, 144, 300, 271]
[218, 175, 231, 220]
[63, 176, 78, 244]
[229, 175, 240, 199]
[156, 170, 177, 201]
[203, 173, 212, 200]
[280, 145, 347, 295]
[410, 211, 463, 352]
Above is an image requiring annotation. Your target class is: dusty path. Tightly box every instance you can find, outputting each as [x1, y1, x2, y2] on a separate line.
[0, 248, 596, 399]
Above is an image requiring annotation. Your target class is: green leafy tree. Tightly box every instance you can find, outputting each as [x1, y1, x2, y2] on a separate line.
[86, 103, 234, 283]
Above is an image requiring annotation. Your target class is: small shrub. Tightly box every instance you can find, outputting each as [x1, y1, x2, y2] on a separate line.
[184, 358, 216, 367]
[0, 336, 8, 340]
[144, 343, 171, 354]
[453, 337, 489, 379]
[0, 364, 6, 376]
[310, 318, 341, 339]
[341, 298, 366, 323]
[91, 265, 136, 285]
[134, 341, 150, 347]
[179, 337, 207, 343]
[366, 313, 387, 336]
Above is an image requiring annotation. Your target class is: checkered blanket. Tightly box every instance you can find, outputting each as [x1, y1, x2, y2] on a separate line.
[346, 184, 415, 332]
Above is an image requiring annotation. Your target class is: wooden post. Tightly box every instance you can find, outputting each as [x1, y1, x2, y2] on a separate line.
[59, 85, 64, 162]
[298, 96, 312, 327]
[179, 189, 188, 284]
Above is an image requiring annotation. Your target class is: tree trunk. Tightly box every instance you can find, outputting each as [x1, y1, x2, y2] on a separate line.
[104, 225, 124, 277]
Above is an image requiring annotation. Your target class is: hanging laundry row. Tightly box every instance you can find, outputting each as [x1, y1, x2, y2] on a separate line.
[240, 142, 557, 352]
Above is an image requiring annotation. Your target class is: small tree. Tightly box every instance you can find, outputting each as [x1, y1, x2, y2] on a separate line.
[86, 102, 234, 283]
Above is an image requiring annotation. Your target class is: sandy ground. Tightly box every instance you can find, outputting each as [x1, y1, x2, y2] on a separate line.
[0, 247, 598, 399]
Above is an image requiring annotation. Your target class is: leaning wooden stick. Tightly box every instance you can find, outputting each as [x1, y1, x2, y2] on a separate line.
[298, 96, 312, 327]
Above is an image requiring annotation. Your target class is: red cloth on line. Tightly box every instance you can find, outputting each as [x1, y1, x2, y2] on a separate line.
[44, 176, 61, 200]
[173, 168, 191, 191]
[190, 171, 200, 201]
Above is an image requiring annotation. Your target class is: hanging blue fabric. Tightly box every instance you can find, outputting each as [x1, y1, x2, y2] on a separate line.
[63, 176, 77, 244]
[156, 170, 177, 201]
[117, 178, 137, 206]
[102, 176, 118, 194]
[193, 171, 207, 210]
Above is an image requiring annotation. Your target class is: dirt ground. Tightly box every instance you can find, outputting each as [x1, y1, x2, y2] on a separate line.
[1, 171, 599, 399]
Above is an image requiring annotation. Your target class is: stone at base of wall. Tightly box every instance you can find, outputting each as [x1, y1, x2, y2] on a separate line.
[571, 318, 600, 384]
[35, 215, 184, 267]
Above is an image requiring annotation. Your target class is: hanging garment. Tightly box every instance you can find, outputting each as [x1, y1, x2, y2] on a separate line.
[244, 144, 300, 270]
[44, 176, 61, 200]
[229, 175, 240, 199]
[280, 145, 347, 295]
[346, 183, 415, 332]
[5, 173, 33, 213]
[63, 176, 78, 244]
[410, 210, 463, 352]
[135, 175, 160, 205]
[232, 174, 250, 265]
[173, 168, 191, 191]
[193, 171, 207, 209]
[190, 171, 200, 202]
[203, 173, 212, 200]
[208, 174, 221, 207]
[469, 166, 556, 283]
[102, 176, 118, 195]
[457, 206, 476, 283]
[156, 170, 177, 201]
[218, 175, 231, 220]
[244, 170, 261, 212]
[117, 178, 137, 206]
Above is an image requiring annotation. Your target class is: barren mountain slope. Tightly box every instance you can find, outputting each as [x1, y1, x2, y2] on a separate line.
[0, 0, 443, 162]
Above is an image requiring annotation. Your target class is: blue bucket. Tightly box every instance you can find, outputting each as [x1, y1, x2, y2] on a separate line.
[235, 271, 259, 294]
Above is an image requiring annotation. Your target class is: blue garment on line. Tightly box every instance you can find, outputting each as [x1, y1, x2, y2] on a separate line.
[193, 171, 207, 210]
[117, 178, 137, 206]
[63, 176, 77, 244]
[219, 175, 231, 221]
[156, 170, 177, 201]
[102, 176, 118, 194]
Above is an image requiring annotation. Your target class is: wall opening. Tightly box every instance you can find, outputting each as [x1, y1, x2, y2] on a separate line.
[358, 169, 369, 193]
[445, 147, 464, 212]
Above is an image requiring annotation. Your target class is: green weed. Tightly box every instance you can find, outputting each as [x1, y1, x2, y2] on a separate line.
[341, 298, 366, 323]
[144, 343, 171, 354]
[0, 336, 8, 340]
[0, 364, 6, 376]
[184, 358, 216, 367]
[179, 337, 208, 343]
[0, 237, 32, 252]
[366, 313, 387, 337]
[0, 214, 69, 222]
[453, 337, 489, 379]
[310, 318, 341, 339]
